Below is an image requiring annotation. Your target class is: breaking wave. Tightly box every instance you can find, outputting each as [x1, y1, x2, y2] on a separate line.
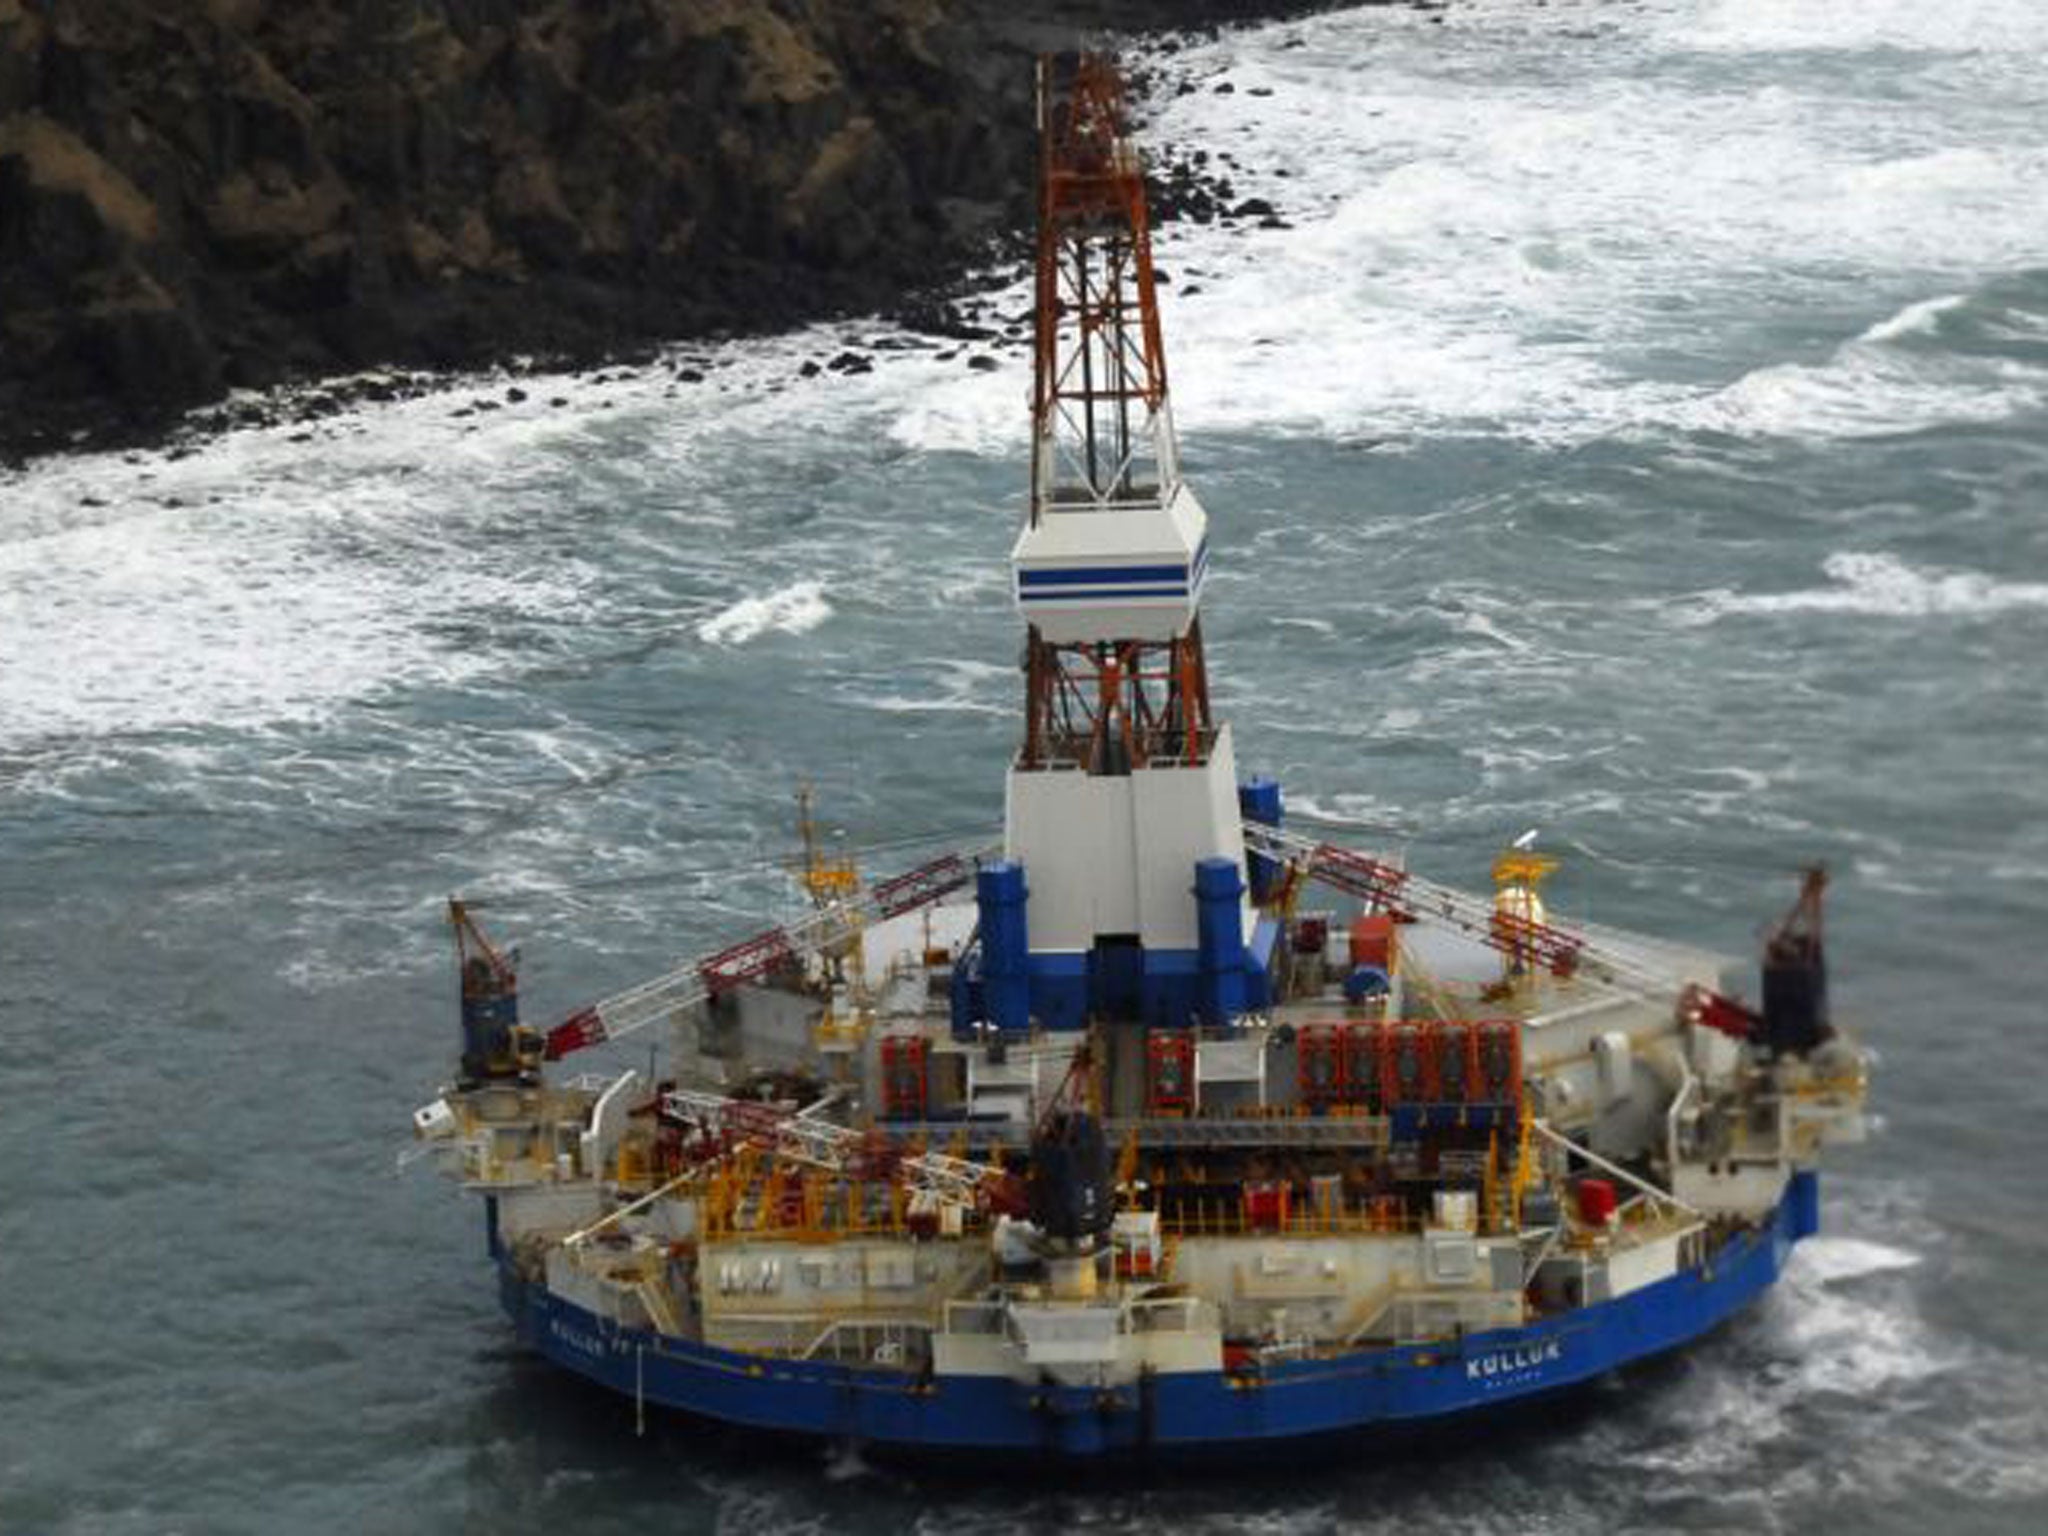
[696, 581, 833, 645]
[1790, 1235, 1923, 1284]
[1859, 293, 1967, 344]
[0, 479, 588, 749]
[1681, 551, 2048, 622]
[1678, 287, 2048, 439]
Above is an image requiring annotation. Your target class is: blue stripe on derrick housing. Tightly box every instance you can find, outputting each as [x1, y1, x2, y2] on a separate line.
[1015, 537, 1211, 606]
[1018, 563, 1189, 587]
[1019, 586, 1188, 603]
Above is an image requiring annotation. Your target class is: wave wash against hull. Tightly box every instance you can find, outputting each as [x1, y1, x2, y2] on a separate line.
[409, 53, 1870, 1463]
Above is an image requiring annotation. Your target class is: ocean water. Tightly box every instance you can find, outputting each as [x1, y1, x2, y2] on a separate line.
[4, 1, 2047, 1530]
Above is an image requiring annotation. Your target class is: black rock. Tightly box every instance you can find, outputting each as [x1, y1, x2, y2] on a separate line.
[0, 0, 1341, 462]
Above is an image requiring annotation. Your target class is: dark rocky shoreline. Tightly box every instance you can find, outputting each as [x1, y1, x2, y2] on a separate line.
[0, 1, 1410, 465]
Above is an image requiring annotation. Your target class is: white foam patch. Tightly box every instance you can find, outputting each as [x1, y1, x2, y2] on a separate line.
[1676, 295, 2047, 438]
[0, 468, 587, 747]
[1668, 0, 2048, 55]
[1775, 1273, 1948, 1398]
[1282, 792, 1415, 840]
[1684, 551, 2048, 623]
[695, 580, 832, 645]
[820, 1439, 874, 1483]
[1790, 1235, 1924, 1284]
[1859, 292, 1967, 343]
[841, 656, 1012, 717]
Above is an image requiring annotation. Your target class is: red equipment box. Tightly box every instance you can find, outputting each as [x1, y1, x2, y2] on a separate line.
[880, 1035, 928, 1120]
[1146, 1030, 1195, 1114]
[1380, 1022, 1437, 1105]
[1297, 1024, 1346, 1109]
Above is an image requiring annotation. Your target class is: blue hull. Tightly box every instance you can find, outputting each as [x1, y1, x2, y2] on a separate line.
[496, 1174, 1816, 1462]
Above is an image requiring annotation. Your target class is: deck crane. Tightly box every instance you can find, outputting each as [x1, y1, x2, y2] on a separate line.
[538, 844, 998, 1061]
[1241, 823, 1695, 997]
[535, 824, 1702, 1067]
[449, 899, 541, 1084]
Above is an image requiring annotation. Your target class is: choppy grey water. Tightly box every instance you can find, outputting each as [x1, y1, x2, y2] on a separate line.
[4, 2, 2047, 1531]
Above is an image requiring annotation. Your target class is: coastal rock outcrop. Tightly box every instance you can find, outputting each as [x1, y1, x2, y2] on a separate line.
[0, 0, 1335, 458]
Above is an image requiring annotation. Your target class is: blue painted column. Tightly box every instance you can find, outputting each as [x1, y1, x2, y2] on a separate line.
[1238, 776, 1283, 903]
[1195, 856, 1246, 1027]
[978, 861, 1031, 1035]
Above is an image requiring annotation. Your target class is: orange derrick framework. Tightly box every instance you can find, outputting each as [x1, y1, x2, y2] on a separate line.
[1030, 53, 1171, 516]
[1020, 54, 1213, 777]
[1020, 631, 1214, 773]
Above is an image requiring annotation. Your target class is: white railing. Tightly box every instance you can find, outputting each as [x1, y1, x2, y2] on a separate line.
[1244, 823, 1688, 997]
[659, 1087, 1001, 1211]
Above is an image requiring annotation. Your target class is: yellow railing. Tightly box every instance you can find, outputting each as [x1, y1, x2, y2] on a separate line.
[1158, 1199, 1419, 1239]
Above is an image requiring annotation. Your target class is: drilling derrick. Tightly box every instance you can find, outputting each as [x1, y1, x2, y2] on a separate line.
[1020, 55, 1209, 773]
[997, 54, 1253, 1035]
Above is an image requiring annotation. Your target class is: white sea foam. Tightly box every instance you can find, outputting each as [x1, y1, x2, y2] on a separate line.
[1791, 1235, 1925, 1284]
[819, 1439, 874, 1482]
[1678, 297, 2047, 439]
[1775, 1276, 1949, 1399]
[1283, 792, 1415, 840]
[950, 0, 2046, 449]
[1684, 551, 2048, 623]
[1667, 0, 2048, 55]
[0, 478, 587, 747]
[1619, 1195, 1959, 1488]
[841, 656, 1012, 717]
[1859, 293, 1966, 344]
[695, 581, 833, 645]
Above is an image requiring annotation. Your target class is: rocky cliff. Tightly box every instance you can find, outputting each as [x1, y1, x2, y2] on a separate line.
[0, 0, 1336, 459]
